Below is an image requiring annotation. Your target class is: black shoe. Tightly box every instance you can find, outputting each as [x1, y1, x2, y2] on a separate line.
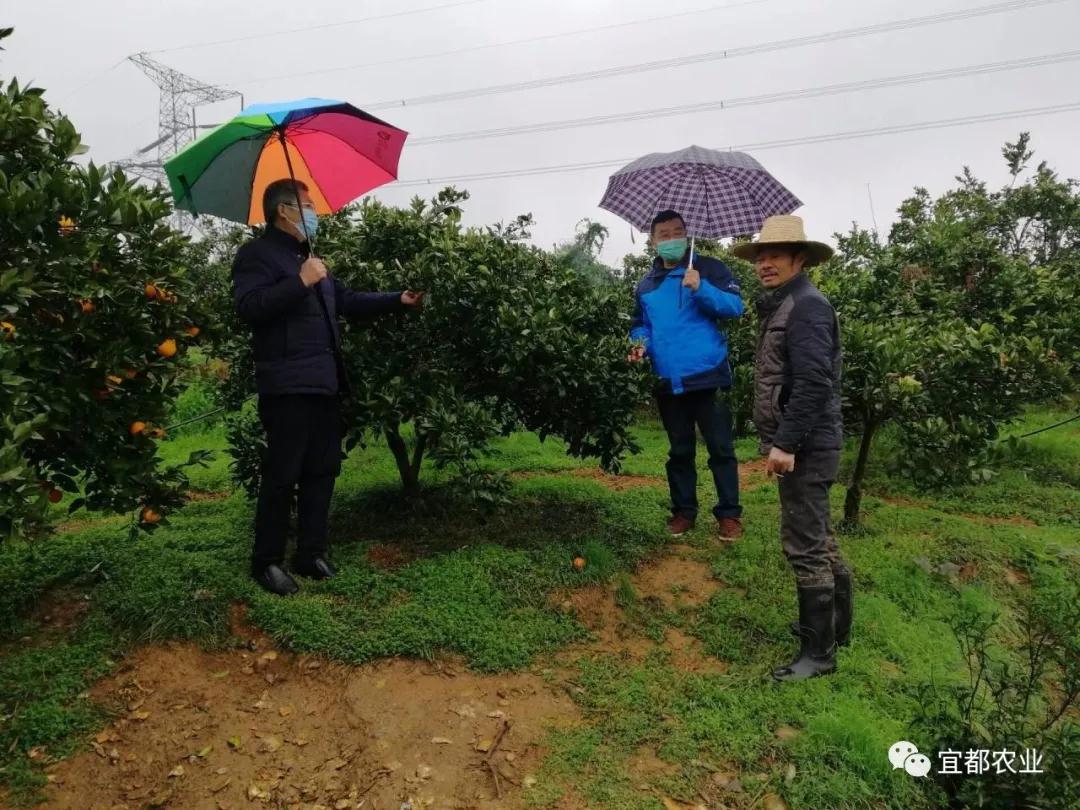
[253, 564, 299, 596]
[833, 569, 853, 647]
[773, 584, 836, 683]
[789, 570, 853, 647]
[292, 555, 337, 580]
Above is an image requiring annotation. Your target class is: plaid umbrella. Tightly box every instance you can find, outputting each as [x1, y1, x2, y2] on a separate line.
[599, 145, 801, 239]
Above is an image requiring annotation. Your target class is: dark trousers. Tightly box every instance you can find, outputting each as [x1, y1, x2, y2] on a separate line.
[656, 388, 741, 522]
[252, 394, 343, 573]
[777, 449, 850, 587]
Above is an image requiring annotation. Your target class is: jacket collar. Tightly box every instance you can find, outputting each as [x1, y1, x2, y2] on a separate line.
[650, 250, 695, 277]
[263, 223, 311, 257]
[755, 271, 810, 315]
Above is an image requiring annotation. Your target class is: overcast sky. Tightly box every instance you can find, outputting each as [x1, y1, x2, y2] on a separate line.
[5, 0, 1080, 264]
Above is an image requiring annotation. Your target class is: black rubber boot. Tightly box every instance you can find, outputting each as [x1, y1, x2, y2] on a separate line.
[773, 584, 836, 682]
[833, 569, 852, 647]
[790, 570, 852, 647]
[253, 564, 299, 596]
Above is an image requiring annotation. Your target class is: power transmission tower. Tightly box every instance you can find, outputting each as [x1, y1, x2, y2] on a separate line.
[112, 53, 242, 230]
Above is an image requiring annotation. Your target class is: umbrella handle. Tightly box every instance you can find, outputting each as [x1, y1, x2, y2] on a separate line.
[689, 236, 695, 271]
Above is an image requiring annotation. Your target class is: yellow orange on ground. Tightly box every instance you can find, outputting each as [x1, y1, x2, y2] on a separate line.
[140, 507, 162, 524]
[573, 557, 587, 571]
[156, 338, 177, 358]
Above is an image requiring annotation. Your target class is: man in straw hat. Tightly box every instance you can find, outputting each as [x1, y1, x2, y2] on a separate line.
[732, 215, 852, 682]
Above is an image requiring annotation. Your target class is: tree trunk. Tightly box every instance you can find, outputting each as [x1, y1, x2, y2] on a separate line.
[385, 426, 421, 497]
[843, 419, 878, 526]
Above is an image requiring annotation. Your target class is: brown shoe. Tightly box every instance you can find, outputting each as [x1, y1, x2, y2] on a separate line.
[667, 515, 695, 537]
[717, 517, 744, 540]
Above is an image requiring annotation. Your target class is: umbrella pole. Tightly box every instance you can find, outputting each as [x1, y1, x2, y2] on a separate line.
[689, 236, 695, 270]
[276, 129, 315, 250]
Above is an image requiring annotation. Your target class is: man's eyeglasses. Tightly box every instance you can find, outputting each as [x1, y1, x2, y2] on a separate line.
[284, 202, 316, 213]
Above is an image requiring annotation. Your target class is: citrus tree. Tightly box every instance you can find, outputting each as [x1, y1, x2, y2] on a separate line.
[209, 189, 652, 500]
[0, 30, 211, 540]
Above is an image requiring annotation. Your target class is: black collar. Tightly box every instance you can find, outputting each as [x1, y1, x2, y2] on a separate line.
[756, 271, 809, 314]
[263, 223, 311, 257]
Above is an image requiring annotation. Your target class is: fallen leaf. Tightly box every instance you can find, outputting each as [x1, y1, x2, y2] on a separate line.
[211, 670, 230, 679]
[430, 737, 452, 745]
[523, 775, 538, 789]
[257, 735, 283, 754]
[168, 765, 185, 778]
[278, 705, 293, 717]
[288, 737, 310, 748]
[247, 782, 271, 801]
[487, 711, 506, 719]
[195, 745, 214, 758]
[762, 793, 791, 810]
[210, 778, 231, 794]
[91, 742, 106, 758]
[129, 711, 151, 722]
[128, 699, 145, 712]
[335, 801, 351, 810]
[774, 725, 801, 741]
[475, 739, 493, 753]
[416, 764, 433, 780]
[260, 651, 278, 663]
[95, 730, 117, 744]
[215, 767, 228, 775]
[324, 757, 349, 771]
[109, 748, 120, 763]
[227, 736, 243, 750]
[784, 763, 797, 784]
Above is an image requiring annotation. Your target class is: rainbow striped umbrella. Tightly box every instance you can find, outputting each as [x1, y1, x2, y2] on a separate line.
[163, 98, 408, 224]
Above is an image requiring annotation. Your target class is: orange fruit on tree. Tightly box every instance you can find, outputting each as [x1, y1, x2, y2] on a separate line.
[145, 283, 159, 299]
[573, 557, 587, 571]
[47, 488, 63, 504]
[148, 427, 166, 440]
[129, 421, 147, 436]
[0, 321, 14, 341]
[184, 325, 200, 338]
[122, 368, 138, 380]
[156, 338, 177, 358]
[140, 506, 162, 524]
[106, 374, 123, 386]
[79, 299, 95, 314]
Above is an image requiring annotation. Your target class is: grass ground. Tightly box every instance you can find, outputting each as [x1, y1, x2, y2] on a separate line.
[0, 401, 1077, 808]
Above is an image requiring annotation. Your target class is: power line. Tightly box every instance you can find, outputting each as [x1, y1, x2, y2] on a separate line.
[410, 50, 1080, 145]
[233, 0, 774, 87]
[396, 101, 1080, 187]
[147, 0, 487, 55]
[361, 0, 1069, 111]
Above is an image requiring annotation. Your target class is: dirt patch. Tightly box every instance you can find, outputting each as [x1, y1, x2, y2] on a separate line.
[632, 555, 719, 611]
[42, 633, 577, 810]
[739, 457, 770, 491]
[186, 490, 230, 503]
[515, 468, 664, 492]
[1005, 566, 1033, 587]
[554, 584, 656, 661]
[877, 495, 1037, 527]
[367, 543, 416, 571]
[663, 628, 729, 675]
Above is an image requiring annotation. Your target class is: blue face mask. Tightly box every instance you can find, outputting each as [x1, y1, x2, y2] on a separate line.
[657, 238, 689, 263]
[286, 204, 319, 241]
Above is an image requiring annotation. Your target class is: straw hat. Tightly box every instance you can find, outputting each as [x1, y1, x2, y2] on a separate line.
[731, 215, 834, 267]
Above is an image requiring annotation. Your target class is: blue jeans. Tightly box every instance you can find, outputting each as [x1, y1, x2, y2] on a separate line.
[657, 388, 742, 522]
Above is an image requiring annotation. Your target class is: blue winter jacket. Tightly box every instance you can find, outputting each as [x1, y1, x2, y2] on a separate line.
[630, 252, 744, 395]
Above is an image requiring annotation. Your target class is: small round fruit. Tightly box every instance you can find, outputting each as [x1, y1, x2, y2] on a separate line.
[148, 427, 166, 440]
[79, 299, 95, 314]
[140, 507, 162, 524]
[122, 368, 138, 380]
[156, 338, 177, 358]
[129, 421, 147, 436]
[573, 557, 587, 571]
[0, 321, 14, 341]
[184, 325, 200, 338]
[145, 284, 158, 299]
[48, 488, 63, 504]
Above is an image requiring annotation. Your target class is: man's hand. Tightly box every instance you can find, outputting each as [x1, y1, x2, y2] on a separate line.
[627, 344, 647, 363]
[766, 446, 796, 476]
[299, 257, 328, 288]
[682, 266, 701, 292]
[401, 290, 424, 307]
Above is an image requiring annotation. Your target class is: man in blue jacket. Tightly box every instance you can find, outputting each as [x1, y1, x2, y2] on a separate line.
[233, 178, 422, 596]
[630, 210, 746, 539]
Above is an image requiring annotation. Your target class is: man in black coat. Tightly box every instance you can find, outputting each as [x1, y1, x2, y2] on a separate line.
[733, 215, 851, 682]
[233, 178, 422, 596]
